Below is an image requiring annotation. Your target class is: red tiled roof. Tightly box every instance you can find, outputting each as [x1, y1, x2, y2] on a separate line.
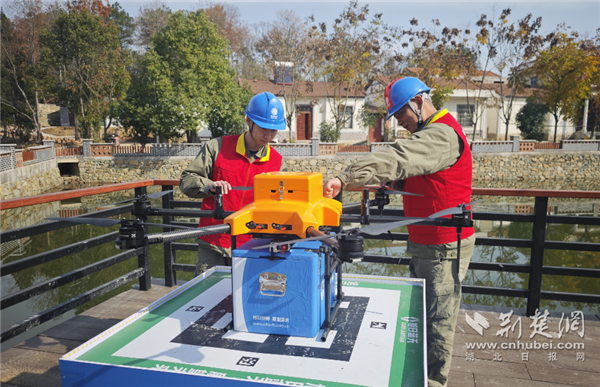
[239, 79, 366, 98]
[406, 67, 501, 79]
[368, 75, 532, 97]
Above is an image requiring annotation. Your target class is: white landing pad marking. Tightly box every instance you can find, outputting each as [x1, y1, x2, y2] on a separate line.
[113, 278, 401, 387]
[222, 330, 269, 343]
[213, 313, 232, 330]
[285, 330, 337, 349]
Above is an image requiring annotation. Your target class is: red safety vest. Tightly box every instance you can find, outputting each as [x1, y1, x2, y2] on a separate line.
[403, 110, 474, 245]
[198, 134, 282, 248]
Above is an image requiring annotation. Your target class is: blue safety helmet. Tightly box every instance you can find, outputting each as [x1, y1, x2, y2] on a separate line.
[245, 92, 287, 130]
[384, 77, 431, 121]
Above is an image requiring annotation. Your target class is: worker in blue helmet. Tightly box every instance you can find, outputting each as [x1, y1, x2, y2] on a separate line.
[325, 77, 474, 387]
[180, 92, 287, 274]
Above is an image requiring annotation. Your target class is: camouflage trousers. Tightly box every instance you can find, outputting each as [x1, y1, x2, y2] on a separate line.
[195, 239, 232, 277]
[408, 235, 475, 387]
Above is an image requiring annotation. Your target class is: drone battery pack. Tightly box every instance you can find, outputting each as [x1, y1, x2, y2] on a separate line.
[231, 238, 337, 338]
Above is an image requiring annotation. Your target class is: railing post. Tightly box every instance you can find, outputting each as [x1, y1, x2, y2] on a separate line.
[162, 185, 176, 287]
[43, 140, 55, 159]
[135, 186, 152, 290]
[311, 137, 319, 156]
[82, 139, 92, 157]
[6, 144, 17, 170]
[527, 196, 548, 316]
[511, 135, 520, 152]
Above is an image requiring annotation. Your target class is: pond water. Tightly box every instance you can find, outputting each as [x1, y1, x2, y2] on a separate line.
[1, 181, 599, 351]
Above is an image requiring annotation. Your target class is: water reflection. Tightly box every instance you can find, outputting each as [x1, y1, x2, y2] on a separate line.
[1, 183, 599, 351]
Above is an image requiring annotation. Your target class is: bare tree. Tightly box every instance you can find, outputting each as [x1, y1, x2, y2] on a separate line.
[308, 1, 385, 141]
[137, 0, 171, 47]
[399, 18, 471, 110]
[255, 10, 313, 141]
[490, 11, 543, 140]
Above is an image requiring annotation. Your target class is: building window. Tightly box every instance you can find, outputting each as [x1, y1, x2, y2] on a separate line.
[341, 106, 353, 128]
[457, 104, 474, 127]
[530, 76, 538, 87]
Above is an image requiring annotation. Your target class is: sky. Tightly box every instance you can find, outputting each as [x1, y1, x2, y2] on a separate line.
[117, 0, 600, 39]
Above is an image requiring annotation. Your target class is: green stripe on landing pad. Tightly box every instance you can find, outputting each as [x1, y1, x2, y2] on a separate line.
[77, 272, 229, 362]
[390, 283, 425, 387]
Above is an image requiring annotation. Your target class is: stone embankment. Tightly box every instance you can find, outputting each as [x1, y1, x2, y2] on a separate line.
[77, 152, 600, 185]
[1, 159, 63, 200]
[1, 151, 600, 201]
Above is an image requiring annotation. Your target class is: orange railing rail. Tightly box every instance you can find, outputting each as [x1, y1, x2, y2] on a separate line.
[55, 147, 83, 157]
[2, 179, 600, 211]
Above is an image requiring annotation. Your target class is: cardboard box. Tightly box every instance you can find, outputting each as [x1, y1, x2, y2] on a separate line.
[232, 239, 336, 338]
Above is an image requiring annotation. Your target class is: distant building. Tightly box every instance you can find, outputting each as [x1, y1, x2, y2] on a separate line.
[365, 68, 578, 141]
[241, 79, 366, 143]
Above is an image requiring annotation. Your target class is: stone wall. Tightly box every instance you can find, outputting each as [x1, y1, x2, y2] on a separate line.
[1, 151, 599, 201]
[472, 152, 600, 182]
[78, 151, 600, 185]
[78, 157, 192, 184]
[0, 159, 63, 200]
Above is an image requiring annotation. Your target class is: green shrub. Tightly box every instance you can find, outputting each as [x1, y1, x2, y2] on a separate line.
[319, 120, 342, 143]
[516, 101, 549, 141]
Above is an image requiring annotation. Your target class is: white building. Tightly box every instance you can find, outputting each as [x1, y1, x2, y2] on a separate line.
[242, 79, 367, 143]
[365, 69, 578, 142]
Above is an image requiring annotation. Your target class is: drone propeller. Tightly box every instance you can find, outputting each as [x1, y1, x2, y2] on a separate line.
[252, 199, 486, 248]
[427, 199, 486, 218]
[353, 185, 422, 197]
[359, 199, 486, 235]
[102, 190, 175, 207]
[46, 217, 196, 230]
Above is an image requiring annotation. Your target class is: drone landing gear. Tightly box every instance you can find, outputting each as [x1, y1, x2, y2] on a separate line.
[320, 244, 344, 342]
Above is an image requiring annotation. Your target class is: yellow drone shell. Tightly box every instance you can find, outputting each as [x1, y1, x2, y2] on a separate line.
[225, 172, 342, 238]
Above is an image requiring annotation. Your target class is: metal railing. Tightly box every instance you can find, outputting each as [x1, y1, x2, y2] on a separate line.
[155, 181, 600, 317]
[1, 180, 599, 344]
[0, 183, 156, 343]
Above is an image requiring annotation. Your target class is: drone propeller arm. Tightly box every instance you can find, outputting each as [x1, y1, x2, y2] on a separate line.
[47, 217, 121, 227]
[306, 226, 339, 249]
[147, 224, 231, 244]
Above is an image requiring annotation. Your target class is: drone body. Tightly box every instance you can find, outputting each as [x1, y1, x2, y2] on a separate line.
[224, 172, 342, 239]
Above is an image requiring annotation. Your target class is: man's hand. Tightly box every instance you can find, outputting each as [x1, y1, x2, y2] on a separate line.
[210, 180, 232, 195]
[323, 178, 343, 198]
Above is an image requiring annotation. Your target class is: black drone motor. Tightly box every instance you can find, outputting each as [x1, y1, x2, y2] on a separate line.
[115, 220, 146, 249]
[337, 234, 364, 263]
[131, 197, 151, 218]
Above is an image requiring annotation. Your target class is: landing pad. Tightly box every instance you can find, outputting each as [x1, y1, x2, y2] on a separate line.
[60, 268, 426, 387]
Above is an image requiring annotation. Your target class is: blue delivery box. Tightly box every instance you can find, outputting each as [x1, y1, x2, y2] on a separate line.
[232, 238, 337, 338]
